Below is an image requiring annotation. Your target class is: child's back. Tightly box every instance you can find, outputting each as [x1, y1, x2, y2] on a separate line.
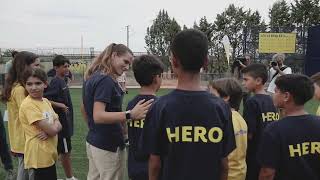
[141, 90, 235, 180]
[259, 114, 320, 180]
[127, 95, 157, 179]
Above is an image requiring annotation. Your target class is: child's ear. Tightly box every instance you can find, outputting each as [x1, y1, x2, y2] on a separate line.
[44, 81, 48, 88]
[171, 56, 179, 68]
[203, 56, 209, 71]
[223, 96, 230, 103]
[256, 77, 263, 85]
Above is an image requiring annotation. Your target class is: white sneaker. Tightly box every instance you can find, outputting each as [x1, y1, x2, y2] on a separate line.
[66, 177, 78, 180]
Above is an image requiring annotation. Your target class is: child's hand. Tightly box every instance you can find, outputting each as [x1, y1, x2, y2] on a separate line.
[36, 131, 49, 141]
[130, 99, 154, 120]
[59, 103, 69, 113]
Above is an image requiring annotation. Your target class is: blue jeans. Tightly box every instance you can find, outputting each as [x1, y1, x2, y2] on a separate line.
[0, 110, 13, 171]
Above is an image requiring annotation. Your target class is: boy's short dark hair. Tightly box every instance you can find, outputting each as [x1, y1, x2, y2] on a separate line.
[133, 55, 164, 86]
[275, 74, 314, 105]
[209, 78, 243, 110]
[170, 29, 208, 73]
[52, 55, 70, 67]
[311, 72, 320, 86]
[241, 63, 268, 84]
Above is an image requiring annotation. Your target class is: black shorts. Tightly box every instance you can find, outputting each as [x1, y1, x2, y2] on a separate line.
[34, 164, 57, 180]
[57, 137, 72, 154]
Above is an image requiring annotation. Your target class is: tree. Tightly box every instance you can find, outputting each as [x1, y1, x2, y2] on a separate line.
[193, 16, 215, 55]
[145, 10, 181, 57]
[214, 4, 247, 60]
[244, 10, 267, 57]
[269, 0, 294, 33]
[291, 0, 320, 54]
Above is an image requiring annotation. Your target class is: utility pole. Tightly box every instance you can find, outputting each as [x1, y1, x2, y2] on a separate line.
[126, 25, 130, 48]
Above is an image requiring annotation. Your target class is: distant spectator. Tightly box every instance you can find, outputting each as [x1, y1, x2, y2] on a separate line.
[4, 50, 19, 80]
[267, 53, 292, 94]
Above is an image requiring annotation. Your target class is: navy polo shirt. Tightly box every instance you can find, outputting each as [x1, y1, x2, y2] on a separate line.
[44, 76, 74, 137]
[243, 94, 279, 180]
[140, 89, 235, 180]
[83, 72, 125, 152]
[258, 115, 320, 180]
[126, 94, 158, 178]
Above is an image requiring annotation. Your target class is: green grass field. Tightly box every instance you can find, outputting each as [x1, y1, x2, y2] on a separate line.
[0, 88, 318, 179]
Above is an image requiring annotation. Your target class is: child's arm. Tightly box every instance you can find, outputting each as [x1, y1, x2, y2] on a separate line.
[33, 118, 62, 137]
[220, 157, 229, 180]
[259, 167, 275, 180]
[80, 102, 88, 126]
[149, 154, 161, 180]
[49, 101, 68, 113]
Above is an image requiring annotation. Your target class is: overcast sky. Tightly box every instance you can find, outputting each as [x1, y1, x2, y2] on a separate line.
[0, 0, 294, 52]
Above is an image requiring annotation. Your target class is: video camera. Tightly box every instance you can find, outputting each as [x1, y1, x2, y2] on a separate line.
[270, 61, 278, 67]
[234, 56, 247, 67]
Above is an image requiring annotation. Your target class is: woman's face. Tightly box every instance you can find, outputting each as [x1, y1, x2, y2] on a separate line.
[29, 58, 41, 69]
[111, 52, 133, 76]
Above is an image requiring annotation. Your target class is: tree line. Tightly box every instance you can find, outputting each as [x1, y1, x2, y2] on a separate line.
[145, 0, 320, 73]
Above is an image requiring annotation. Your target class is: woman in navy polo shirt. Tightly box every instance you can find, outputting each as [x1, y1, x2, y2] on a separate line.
[82, 43, 153, 180]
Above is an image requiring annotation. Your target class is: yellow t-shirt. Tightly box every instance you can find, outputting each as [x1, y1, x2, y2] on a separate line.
[228, 111, 248, 180]
[316, 106, 320, 116]
[19, 96, 58, 169]
[7, 83, 26, 154]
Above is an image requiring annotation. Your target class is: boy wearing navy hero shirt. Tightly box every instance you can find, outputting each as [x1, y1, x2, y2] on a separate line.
[44, 55, 77, 180]
[258, 74, 320, 180]
[140, 29, 236, 180]
[126, 55, 164, 180]
[241, 63, 279, 180]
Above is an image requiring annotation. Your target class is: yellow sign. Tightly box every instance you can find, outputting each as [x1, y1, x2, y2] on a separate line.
[259, 33, 296, 53]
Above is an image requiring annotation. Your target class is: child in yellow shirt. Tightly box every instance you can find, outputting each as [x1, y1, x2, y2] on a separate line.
[209, 78, 248, 180]
[1, 51, 41, 180]
[19, 68, 61, 180]
[311, 72, 320, 116]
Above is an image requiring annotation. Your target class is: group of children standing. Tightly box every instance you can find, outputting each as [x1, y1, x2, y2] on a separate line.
[1, 28, 320, 180]
[1, 52, 77, 180]
[122, 29, 320, 180]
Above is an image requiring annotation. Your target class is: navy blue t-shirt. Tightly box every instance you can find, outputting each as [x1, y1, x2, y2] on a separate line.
[257, 115, 320, 180]
[140, 89, 235, 180]
[83, 72, 125, 152]
[44, 76, 74, 137]
[243, 94, 279, 180]
[126, 95, 158, 178]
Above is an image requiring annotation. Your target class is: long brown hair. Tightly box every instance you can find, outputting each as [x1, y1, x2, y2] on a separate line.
[85, 43, 132, 80]
[1, 51, 39, 102]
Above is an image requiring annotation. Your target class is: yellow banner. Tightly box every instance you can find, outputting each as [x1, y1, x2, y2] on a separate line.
[259, 33, 296, 53]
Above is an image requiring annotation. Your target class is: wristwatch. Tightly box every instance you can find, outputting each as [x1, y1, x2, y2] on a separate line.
[125, 110, 131, 121]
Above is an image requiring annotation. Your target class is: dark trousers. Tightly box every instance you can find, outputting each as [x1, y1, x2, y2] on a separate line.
[130, 173, 148, 180]
[0, 111, 13, 171]
[34, 164, 57, 180]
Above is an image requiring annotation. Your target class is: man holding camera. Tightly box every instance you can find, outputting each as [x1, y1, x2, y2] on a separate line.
[232, 54, 252, 79]
[267, 53, 292, 94]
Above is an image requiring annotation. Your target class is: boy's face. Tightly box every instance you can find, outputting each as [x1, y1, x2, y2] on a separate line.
[25, 76, 47, 100]
[273, 86, 286, 108]
[314, 83, 320, 101]
[55, 63, 70, 77]
[242, 73, 259, 92]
